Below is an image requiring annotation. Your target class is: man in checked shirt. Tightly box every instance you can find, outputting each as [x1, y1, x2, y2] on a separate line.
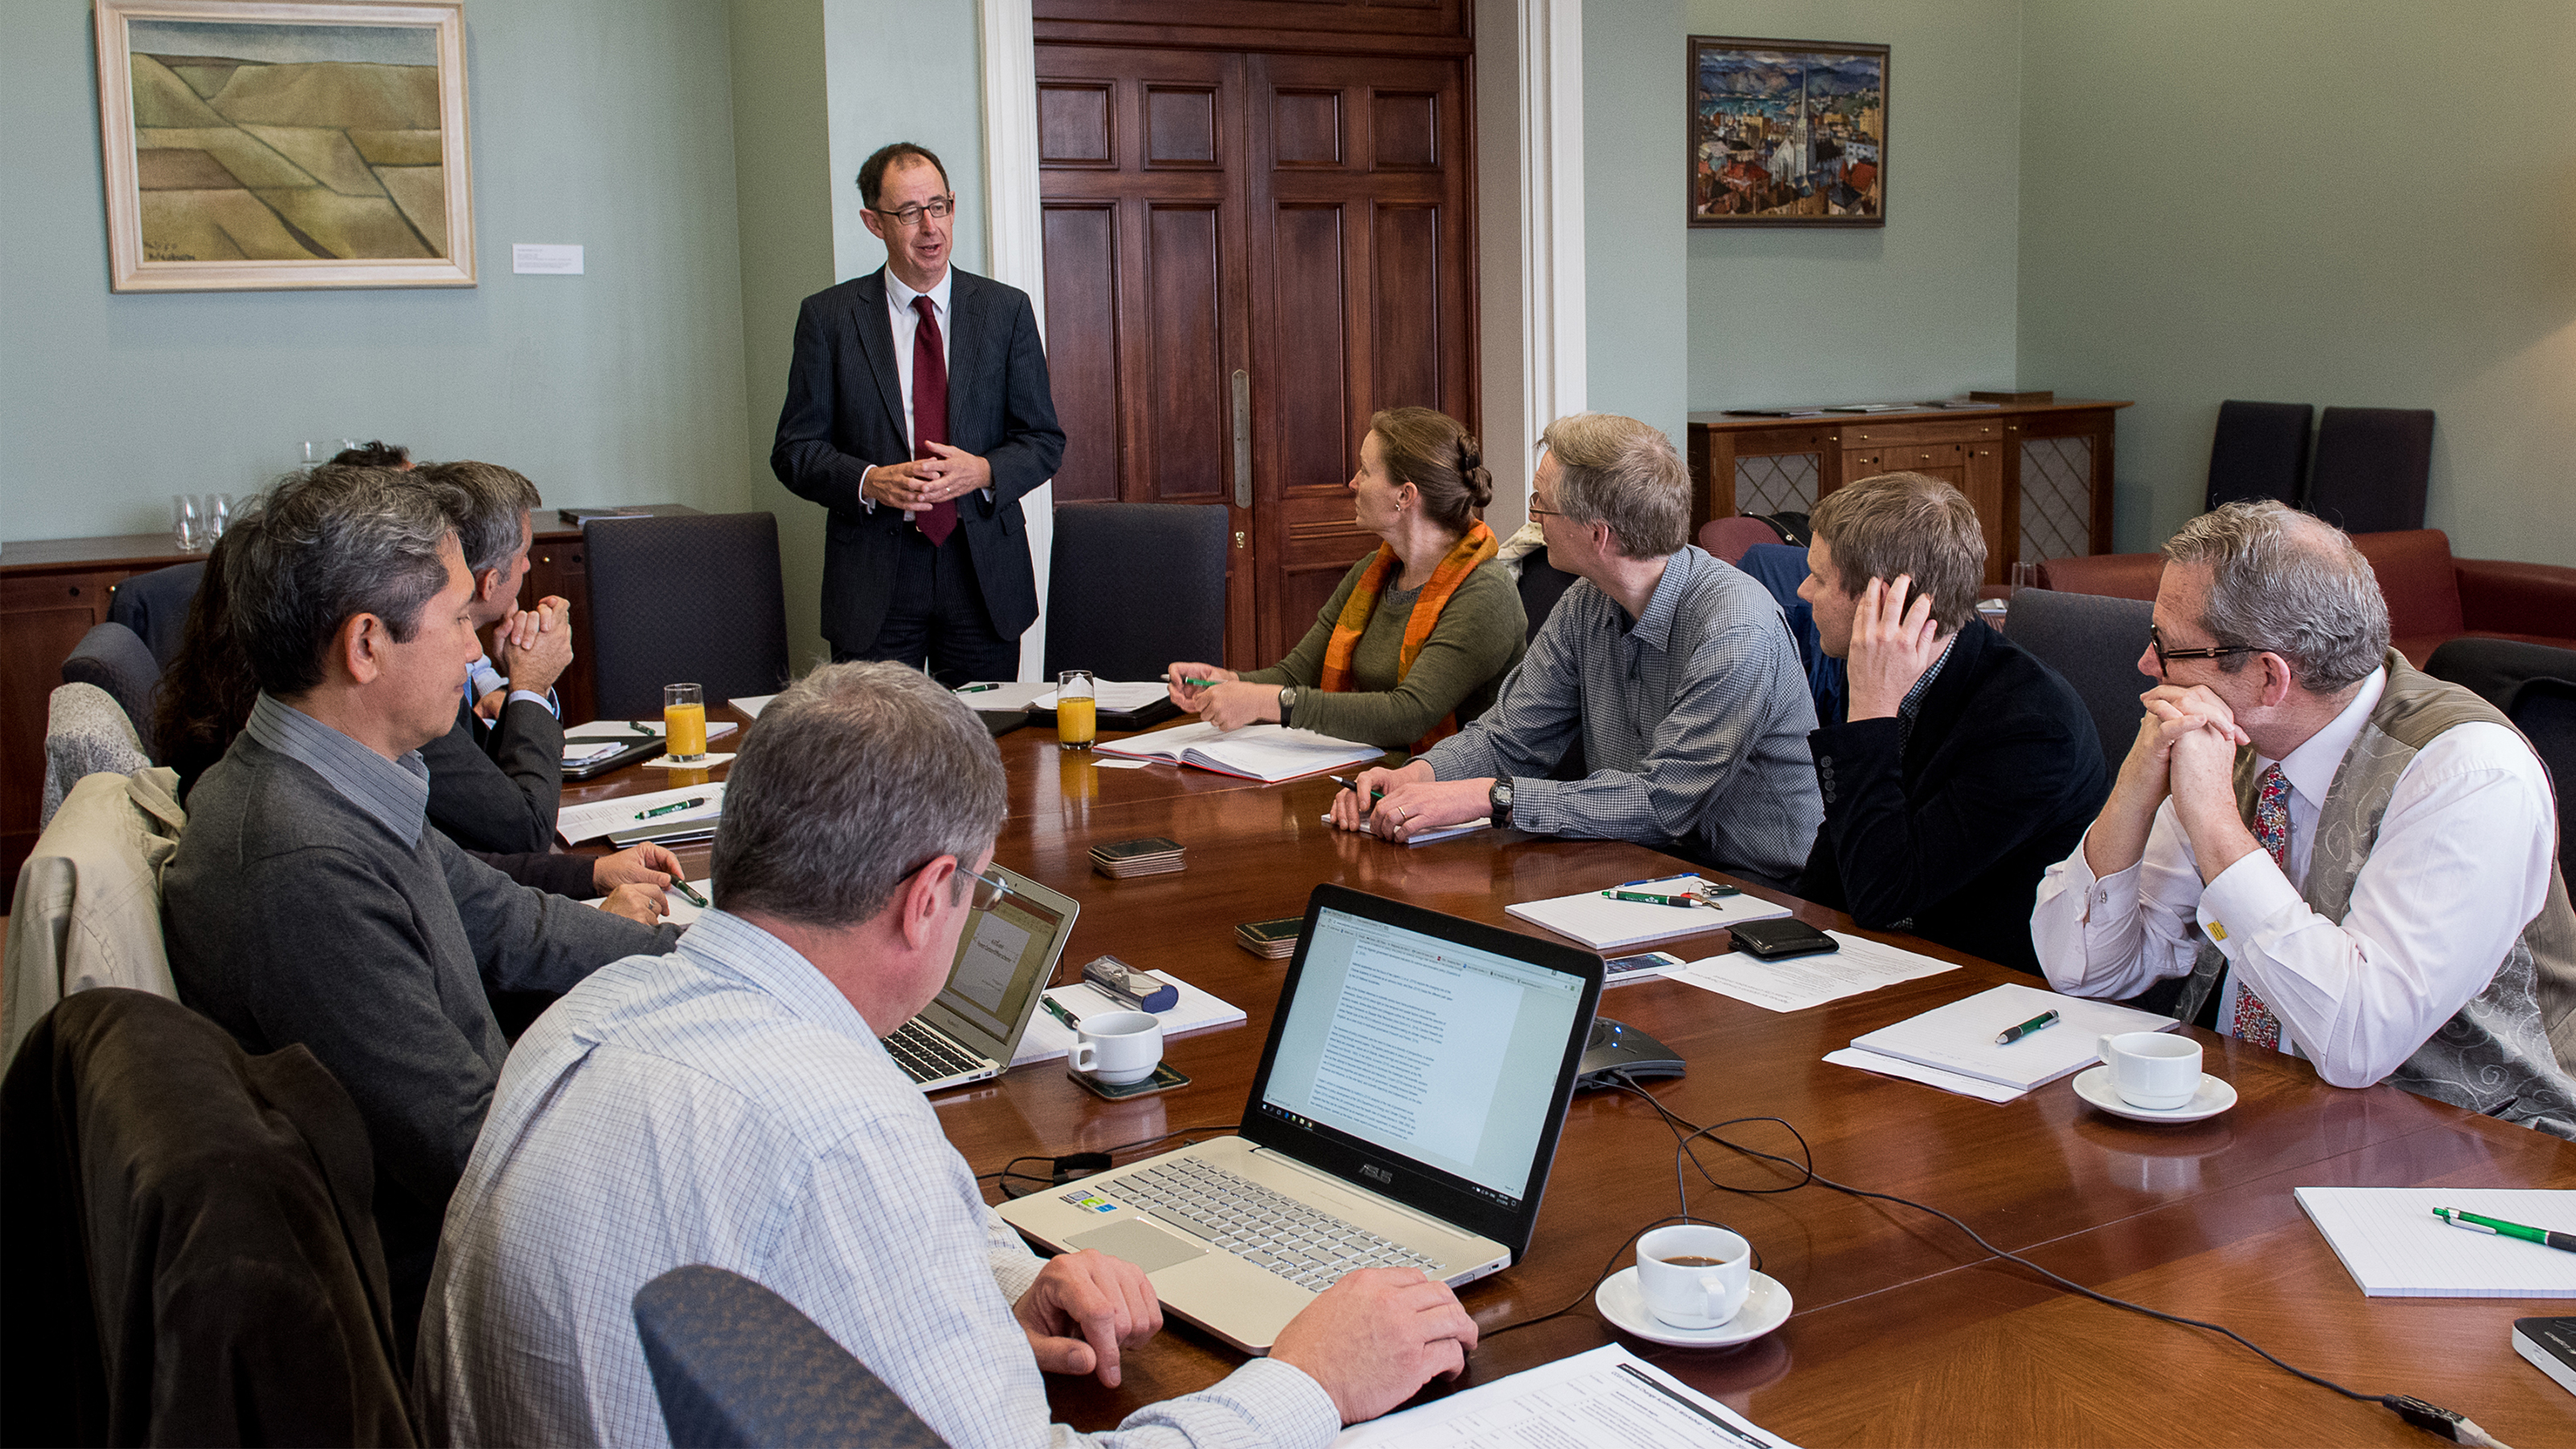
[1335, 412, 1823, 889]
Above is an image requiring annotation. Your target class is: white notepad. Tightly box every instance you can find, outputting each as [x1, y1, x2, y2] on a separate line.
[1009, 971, 1245, 1065]
[1329, 1343, 1795, 1447]
[565, 718, 739, 742]
[1092, 721, 1385, 782]
[1670, 930, 1958, 1013]
[1504, 874, 1792, 950]
[2296, 1187, 2576, 1298]
[556, 782, 726, 844]
[1318, 815, 1490, 847]
[1844, 982, 2176, 1092]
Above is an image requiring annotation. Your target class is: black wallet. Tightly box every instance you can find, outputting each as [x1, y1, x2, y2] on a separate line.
[1727, 917, 1839, 960]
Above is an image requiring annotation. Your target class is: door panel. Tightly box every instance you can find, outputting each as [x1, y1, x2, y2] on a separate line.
[1144, 204, 1228, 501]
[1039, 204, 1120, 503]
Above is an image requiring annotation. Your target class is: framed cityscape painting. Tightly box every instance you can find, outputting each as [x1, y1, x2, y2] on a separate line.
[94, 0, 475, 291]
[1689, 36, 1888, 228]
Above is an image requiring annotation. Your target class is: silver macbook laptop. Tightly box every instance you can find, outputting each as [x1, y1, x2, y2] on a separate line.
[999, 884, 1604, 1352]
[882, 865, 1080, 1093]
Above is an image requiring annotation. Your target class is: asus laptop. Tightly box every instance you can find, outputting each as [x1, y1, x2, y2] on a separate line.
[999, 884, 1604, 1352]
[881, 865, 1080, 1093]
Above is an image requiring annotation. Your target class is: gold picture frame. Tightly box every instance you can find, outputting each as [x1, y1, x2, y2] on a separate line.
[95, 0, 475, 291]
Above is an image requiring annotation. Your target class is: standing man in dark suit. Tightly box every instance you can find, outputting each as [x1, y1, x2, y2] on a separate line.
[1794, 472, 2109, 974]
[771, 142, 1066, 685]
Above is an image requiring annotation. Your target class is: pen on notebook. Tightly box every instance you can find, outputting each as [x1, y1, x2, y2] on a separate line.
[954, 683, 998, 694]
[1602, 890, 1704, 908]
[1041, 996, 1081, 1030]
[630, 722, 657, 737]
[635, 797, 706, 819]
[1994, 1009, 2061, 1046]
[668, 878, 708, 909]
[2434, 1207, 2576, 1252]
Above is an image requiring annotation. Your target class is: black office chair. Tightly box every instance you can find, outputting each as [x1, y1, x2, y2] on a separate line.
[60, 621, 161, 749]
[582, 514, 791, 719]
[2509, 676, 2576, 886]
[107, 559, 206, 669]
[2203, 400, 2311, 511]
[633, 1265, 947, 1449]
[1043, 503, 1226, 681]
[2003, 588, 2155, 778]
[1515, 555, 1582, 646]
[2425, 638, 2576, 714]
[2305, 406, 2435, 535]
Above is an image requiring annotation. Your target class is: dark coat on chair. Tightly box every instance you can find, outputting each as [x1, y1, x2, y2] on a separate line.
[422, 691, 562, 856]
[1798, 620, 2110, 976]
[770, 267, 1066, 654]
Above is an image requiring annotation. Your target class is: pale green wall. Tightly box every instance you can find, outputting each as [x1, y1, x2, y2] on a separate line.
[1587, 0, 1690, 446]
[2018, 0, 2576, 562]
[1683, 0, 2023, 411]
[0, 0, 754, 541]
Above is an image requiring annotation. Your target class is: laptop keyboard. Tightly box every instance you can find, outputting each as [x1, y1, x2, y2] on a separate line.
[1110, 1159, 1442, 1292]
[881, 1022, 985, 1084]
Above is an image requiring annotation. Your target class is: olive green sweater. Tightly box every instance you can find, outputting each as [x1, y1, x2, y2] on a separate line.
[1242, 553, 1526, 750]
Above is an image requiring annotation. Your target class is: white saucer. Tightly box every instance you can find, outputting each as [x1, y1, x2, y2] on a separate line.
[1593, 1266, 1792, 1348]
[2072, 1065, 2238, 1123]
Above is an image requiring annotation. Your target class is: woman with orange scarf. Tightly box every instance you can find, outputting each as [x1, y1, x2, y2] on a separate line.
[1166, 408, 1526, 753]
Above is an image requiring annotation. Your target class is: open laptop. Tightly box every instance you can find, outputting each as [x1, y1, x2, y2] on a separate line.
[881, 864, 1080, 1093]
[999, 884, 1604, 1352]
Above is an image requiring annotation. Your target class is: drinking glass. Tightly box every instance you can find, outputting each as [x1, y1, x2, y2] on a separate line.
[200, 493, 233, 547]
[172, 494, 204, 551]
[1056, 671, 1097, 751]
[664, 683, 708, 763]
[2010, 561, 2041, 594]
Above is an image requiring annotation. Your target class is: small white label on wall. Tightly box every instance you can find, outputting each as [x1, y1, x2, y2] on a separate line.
[513, 244, 584, 275]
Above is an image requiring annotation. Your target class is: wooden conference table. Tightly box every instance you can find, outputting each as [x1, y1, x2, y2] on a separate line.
[564, 710, 2574, 1447]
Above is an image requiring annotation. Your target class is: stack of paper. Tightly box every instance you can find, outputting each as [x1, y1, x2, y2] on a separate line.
[1669, 931, 1958, 1013]
[1010, 971, 1245, 1066]
[731, 694, 778, 720]
[2296, 1188, 2576, 1298]
[558, 782, 727, 844]
[1827, 981, 2176, 1101]
[1035, 680, 1172, 712]
[1328, 1344, 1794, 1447]
[1093, 721, 1385, 782]
[1505, 875, 1792, 951]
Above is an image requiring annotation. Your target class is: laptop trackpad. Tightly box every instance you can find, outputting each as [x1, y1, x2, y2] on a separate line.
[1069, 1219, 1208, 1274]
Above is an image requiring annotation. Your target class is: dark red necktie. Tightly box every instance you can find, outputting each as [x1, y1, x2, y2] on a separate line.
[910, 295, 956, 547]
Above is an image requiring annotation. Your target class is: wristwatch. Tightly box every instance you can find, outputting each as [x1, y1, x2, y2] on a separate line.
[1488, 780, 1514, 830]
[1278, 686, 1298, 727]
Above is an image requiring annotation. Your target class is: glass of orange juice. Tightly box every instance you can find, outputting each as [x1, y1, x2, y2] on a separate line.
[1055, 670, 1096, 752]
[663, 683, 708, 762]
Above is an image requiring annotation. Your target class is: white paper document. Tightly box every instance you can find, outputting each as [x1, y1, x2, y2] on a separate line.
[1093, 721, 1385, 782]
[557, 782, 726, 844]
[1505, 875, 1793, 951]
[1329, 1344, 1797, 1448]
[731, 693, 778, 719]
[1319, 815, 1490, 847]
[1034, 680, 1172, 711]
[953, 681, 1056, 710]
[641, 752, 735, 769]
[1843, 982, 2177, 1092]
[562, 741, 625, 766]
[1009, 972, 1247, 1066]
[565, 719, 738, 742]
[1823, 1046, 2031, 1104]
[2297, 1187, 2576, 1298]
[1670, 931, 1958, 1013]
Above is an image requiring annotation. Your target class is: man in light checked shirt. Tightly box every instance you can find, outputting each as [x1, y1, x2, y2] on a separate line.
[420, 662, 1477, 1447]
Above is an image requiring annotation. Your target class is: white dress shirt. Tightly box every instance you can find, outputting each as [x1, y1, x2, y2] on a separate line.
[865, 267, 960, 517]
[466, 651, 555, 716]
[2032, 667, 2557, 1088]
[419, 910, 1340, 1449]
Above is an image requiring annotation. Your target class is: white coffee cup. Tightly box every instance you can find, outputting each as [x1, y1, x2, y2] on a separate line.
[2099, 1031, 2202, 1110]
[1071, 1009, 1163, 1085]
[1634, 1224, 1753, 1330]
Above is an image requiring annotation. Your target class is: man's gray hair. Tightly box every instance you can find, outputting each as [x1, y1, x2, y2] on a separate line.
[225, 465, 455, 697]
[2164, 501, 2389, 693]
[417, 460, 543, 578]
[712, 662, 1008, 927]
[1539, 413, 1689, 559]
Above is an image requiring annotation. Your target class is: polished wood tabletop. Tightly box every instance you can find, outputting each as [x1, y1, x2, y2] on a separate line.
[564, 709, 2575, 1447]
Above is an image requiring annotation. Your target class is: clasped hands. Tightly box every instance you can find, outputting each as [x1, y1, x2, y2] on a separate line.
[863, 444, 992, 511]
[478, 594, 573, 716]
[1326, 760, 1490, 842]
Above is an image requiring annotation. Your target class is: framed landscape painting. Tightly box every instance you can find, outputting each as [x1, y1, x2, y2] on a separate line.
[94, 0, 475, 291]
[1689, 36, 1887, 227]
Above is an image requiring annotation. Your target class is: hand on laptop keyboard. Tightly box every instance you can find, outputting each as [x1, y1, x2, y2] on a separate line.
[1272, 1267, 1480, 1424]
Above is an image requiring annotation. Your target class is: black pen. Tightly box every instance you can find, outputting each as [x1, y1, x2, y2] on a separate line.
[669, 878, 708, 908]
[1329, 774, 1385, 801]
[635, 796, 707, 819]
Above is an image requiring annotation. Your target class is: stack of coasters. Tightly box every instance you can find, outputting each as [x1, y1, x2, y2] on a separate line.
[1091, 836, 1186, 879]
[1236, 916, 1303, 960]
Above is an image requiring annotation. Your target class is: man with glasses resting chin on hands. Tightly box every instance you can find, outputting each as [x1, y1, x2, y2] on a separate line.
[2031, 501, 2576, 1137]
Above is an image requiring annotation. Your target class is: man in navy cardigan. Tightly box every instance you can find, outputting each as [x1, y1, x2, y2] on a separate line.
[1795, 473, 2109, 974]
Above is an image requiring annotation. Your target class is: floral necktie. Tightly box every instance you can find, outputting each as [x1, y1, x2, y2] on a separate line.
[2231, 763, 2290, 1051]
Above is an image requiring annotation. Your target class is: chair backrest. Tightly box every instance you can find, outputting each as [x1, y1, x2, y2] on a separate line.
[1514, 554, 1583, 645]
[61, 621, 161, 748]
[633, 1265, 947, 1449]
[582, 514, 791, 719]
[2424, 638, 2576, 714]
[107, 560, 206, 669]
[1696, 515, 1784, 565]
[39, 683, 151, 831]
[2037, 552, 2165, 601]
[2003, 587, 2155, 778]
[2306, 406, 2434, 535]
[2508, 676, 2576, 888]
[0, 989, 412, 1447]
[1733, 542, 1845, 726]
[2350, 528, 2464, 640]
[2205, 399, 2312, 511]
[1044, 503, 1226, 680]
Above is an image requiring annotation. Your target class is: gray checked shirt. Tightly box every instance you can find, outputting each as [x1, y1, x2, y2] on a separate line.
[1422, 546, 1823, 886]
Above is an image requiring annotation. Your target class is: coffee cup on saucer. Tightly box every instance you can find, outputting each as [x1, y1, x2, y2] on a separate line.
[1634, 1224, 1753, 1330]
[2098, 1031, 2202, 1111]
[1071, 1009, 1164, 1086]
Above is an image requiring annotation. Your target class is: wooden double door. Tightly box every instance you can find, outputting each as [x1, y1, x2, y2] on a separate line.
[1035, 43, 1475, 665]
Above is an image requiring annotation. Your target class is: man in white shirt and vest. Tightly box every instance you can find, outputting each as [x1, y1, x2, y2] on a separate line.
[2032, 500, 2576, 1137]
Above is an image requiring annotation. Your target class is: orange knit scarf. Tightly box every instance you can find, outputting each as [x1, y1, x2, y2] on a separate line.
[1318, 521, 1498, 753]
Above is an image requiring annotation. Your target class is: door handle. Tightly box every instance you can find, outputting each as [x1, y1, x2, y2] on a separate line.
[1231, 369, 1252, 510]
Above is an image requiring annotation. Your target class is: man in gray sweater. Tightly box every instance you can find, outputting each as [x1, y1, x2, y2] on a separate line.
[162, 466, 679, 1348]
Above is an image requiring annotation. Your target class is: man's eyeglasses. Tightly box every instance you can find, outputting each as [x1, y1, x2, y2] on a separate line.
[2149, 622, 2260, 676]
[872, 195, 956, 228]
[968, 865, 1010, 912]
[1526, 496, 1564, 520]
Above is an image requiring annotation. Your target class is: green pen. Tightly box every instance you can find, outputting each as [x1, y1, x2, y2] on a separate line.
[1041, 995, 1081, 1030]
[1602, 890, 1704, 907]
[1994, 1009, 2061, 1046]
[635, 796, 707, 819]
[669, 878, 708, 908]
[955, 683, 999, 694]
[629, 721, 657, 737]
[2434, 1207, 2576, 1253]
[1329, 774, 1385, 801]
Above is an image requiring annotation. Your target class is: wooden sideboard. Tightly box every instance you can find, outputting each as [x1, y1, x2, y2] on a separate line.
[1, 504, 698, 882]
[1686, 399, 2131, 584]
